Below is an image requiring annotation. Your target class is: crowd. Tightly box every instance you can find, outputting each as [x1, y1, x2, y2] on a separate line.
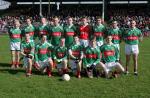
[1, 15, 149, 36]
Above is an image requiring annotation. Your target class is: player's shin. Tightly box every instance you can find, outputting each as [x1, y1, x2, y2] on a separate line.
[15, 51, 20, 68]
[11, 51, 16, 68]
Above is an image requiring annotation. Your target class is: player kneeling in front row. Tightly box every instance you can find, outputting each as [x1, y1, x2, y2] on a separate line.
[53, 38, 68, 75]
[83, 37, 102, 78]
[34, 35, 53, 77]
[68, 36, 84, 78]
[100, 35, 125, 78]
[21, 33, 34, 76]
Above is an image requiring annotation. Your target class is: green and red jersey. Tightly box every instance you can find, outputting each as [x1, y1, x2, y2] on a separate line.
[69, 43, 84, 60]
[124, 27, 142, 45]
[107, 27, 123, 44]
[50, 25, 64, 46]
[38, 24, 50, 39]
[9, 27, 22, 43]
[93, 24, 106, 42]
[79, 25, 91, 40]
[100, 44, 119, 63]
[53, 46, 67, 61]
[83, 46, 100, 67]
[35, 42, 53, 62]
[21, 41, 35, 56]
[64, 24, 77, 47]
[24, 24, 36, 40]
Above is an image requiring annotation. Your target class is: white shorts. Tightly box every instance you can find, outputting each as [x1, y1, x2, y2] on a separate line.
[23, 57, 30, 68]
[10, 42, 21, 51]
[37, 58, 52, 69]
[105, 62, 118, 72]
[80, 39, 89, 47]
[125, 44, 139, 55]
[69, 60, 77, 70]
[57, 62, 64, 69]
[97, 41, 103, 47]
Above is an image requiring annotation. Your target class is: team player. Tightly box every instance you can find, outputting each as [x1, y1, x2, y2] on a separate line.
[21, 33, 34, 76]
[124, 20, 142, 75]
[107, 21, 123, 50]
[64, 17, 77, 47]
[50, 17, 64, 46]
[68, 36, 84, 78]
[79, 17, 91, 48]
[23, 18, 36, 41]
[100, 35, 125, 78]
[93, 17, 106, 47]
[83, 37, 101, 78]
[53, 38, 68, 75]
[38, 17, 50, 40]
[8, 20, 22, 68]
[34, 35, 53, 77]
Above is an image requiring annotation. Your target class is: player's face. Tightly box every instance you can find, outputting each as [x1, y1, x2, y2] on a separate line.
[97, 19, 102, 24]
[106, 36, 112, 43]
[25, 34, 30, 42]
[74, 36, 79, 43]
[60, 38, 65, 46]
[26, 19, 31, 25]
[67, 18, 73, 25]
[131, 21, 136, 28]
[82, 18, 87, 25]
[41, 36, 47, 43]
[41, 18, 46, 24]
[15, 21, 20, 28]
[90, 40, 96, 47]
[113, 22, 118, 28]
[53, 18, 59, 25]
[50, 21, 54, 26]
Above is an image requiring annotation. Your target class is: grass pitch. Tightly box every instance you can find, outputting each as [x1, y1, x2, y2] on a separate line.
[0, 35, 150, 98]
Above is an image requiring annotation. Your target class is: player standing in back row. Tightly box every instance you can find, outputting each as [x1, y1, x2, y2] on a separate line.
[124, 20, 142, 75]
[8, 20, 22, 68]
[93, 17, 106, 47]
[64, 17, 77, 48]
[79, 17, 91, 48]
[50, 17, 64, 46]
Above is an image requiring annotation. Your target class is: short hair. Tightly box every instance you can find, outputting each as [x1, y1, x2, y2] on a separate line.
[96, 16, 102, 20]
[26, 17, 32, 21]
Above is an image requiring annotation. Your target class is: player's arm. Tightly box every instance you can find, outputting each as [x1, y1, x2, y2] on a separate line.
[28, 42, 35, 59]
[114, 46, 119, 61]
[34, 45, 39, 62]
[69, 49, 76, 59]
[60, 48, 68, 61]
[138, 29, 143, 42]
[93, 50, 101, 65]
[82, 49, 89, 67]
[20, 44, 26, 56]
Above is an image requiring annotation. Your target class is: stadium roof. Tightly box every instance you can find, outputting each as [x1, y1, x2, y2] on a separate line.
[4, 0, 149, 5]
[4, 0, 150, 2]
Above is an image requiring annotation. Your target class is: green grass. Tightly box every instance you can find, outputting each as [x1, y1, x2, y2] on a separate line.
[0, 35, 150, 98]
